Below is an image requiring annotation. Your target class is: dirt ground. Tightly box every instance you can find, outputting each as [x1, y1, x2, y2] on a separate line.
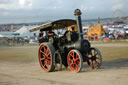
[0, 43, 128, 85]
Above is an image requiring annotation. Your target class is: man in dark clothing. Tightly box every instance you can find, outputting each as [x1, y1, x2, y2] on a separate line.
[48, 30, 55, 37]
[38, 30, 44, 44]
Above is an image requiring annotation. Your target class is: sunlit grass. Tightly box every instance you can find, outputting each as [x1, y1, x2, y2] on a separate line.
[97, 47, 128, 62]
[0, 45, 128, 63]
[0, 46, 39, 63]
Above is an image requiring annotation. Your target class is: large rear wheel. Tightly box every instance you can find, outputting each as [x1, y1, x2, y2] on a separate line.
[87, 47, 102, 69]
[38, 43, 55, 72]
[67, 50, 83, 73]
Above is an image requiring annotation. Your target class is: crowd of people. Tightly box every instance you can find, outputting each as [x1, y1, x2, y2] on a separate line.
[100, 32, 128, 41]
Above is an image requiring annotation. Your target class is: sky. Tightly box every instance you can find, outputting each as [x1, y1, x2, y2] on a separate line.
[0, 0, 128, 24]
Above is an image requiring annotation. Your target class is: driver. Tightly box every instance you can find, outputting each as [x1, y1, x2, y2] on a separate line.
[47, 29, 57, 43]
[48, 29, 56, 37]
[38, 30, 44, 44]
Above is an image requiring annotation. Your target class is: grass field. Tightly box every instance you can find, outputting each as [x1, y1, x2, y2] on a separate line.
[0, 46, 39, 63]
[0, 44, 128, 63]
[97, 47, 128, 61]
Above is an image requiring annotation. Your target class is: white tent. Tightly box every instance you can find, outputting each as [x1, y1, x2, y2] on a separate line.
[14, 25, 39, 38]
[15, 26, 28, 35]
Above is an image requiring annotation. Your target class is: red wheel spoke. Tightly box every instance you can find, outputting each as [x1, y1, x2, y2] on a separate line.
[45, 64, 49, 68]
[89, 60, 93, 68]
[72, 53, 75, 59]
[75, 57, 79, 61]
[47, 53, 50, 56]
[94, 60, 99, 65]
[77, 61, 80, 64]
[40, 50, 47, 55]
[72, 63, 75, 68]
[70, 62, 74, 65]
[47, 56, 51, 60]
[69, 53, 73, 57]
[40, 57, 45, 61]
[43, 60, 47, 67]
[69, 58, 72, 61]
[70, 53, 74, 59]
[43, 47, 47, 53]
[40, 50, 43, 53]
[70, 62, 74, 68]
[75, 63, 79, 70]
[40, 49, 50, 57]
[91, 61, 94, 69]
[45, 60, 49, 68]
[46, 49, 50, 55]
[47, 60, 50, 64]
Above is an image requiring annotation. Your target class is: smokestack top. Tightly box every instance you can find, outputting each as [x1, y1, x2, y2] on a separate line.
[74, 9, 82, 16]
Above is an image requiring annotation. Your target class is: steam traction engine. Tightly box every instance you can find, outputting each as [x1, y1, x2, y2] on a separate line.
[30, 9, 102, 73]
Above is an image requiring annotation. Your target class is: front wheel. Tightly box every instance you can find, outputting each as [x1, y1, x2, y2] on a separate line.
[67, 50, 83, 73]
[87, 47, 102, 69]
[38, 43, 55, 72]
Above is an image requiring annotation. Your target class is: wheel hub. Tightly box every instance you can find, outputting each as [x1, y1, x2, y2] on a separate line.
[92, 56, 96, 60]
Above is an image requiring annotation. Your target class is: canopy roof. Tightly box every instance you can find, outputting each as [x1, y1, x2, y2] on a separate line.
[30, 19, 76, 32]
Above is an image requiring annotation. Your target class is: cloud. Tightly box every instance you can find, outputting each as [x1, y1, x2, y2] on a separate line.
[0, 0, 33, 9]
[19, 0, 33, 8]
[3, 11, 9, 16]
[0, 0, 12, 4]
[0, 0, 128, 24]
[112, 0, 124, 11]
[0, 0, 17, 9]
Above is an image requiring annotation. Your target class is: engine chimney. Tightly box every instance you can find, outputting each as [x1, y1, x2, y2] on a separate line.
[74, 9, 83, 40]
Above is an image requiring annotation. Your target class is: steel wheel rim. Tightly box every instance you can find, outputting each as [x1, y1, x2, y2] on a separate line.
[67, 50, 82, 72]
[88, 48, 102, 69]
[38, 44, 52, 71]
